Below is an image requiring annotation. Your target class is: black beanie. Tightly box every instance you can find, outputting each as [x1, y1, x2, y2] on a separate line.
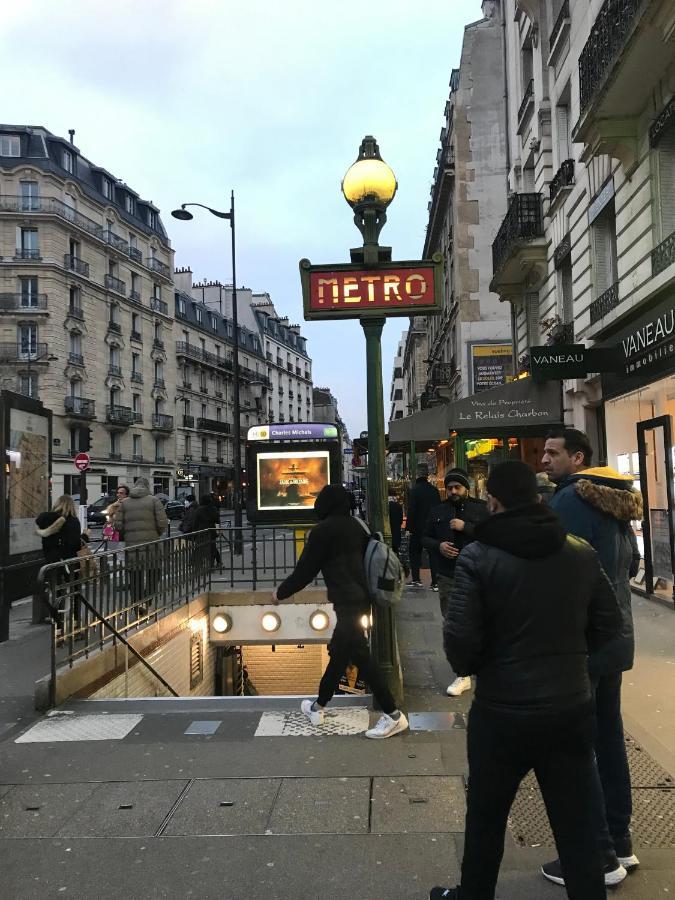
[444, 468, 471, 491]
[486, 461, 538, 508]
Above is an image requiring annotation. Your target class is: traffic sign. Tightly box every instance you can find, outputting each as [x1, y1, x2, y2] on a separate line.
[74, 452, 90, 472]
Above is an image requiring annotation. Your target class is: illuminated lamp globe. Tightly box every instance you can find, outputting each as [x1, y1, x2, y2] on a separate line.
[341, 145, 397, 209]
[261, 611, 281, 633]
[309, 610, 330, 632]
[212, 613, 232, 634]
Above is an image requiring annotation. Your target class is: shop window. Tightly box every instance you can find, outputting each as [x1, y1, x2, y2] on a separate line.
[591, 203, 618, 298]
[655, 127, 675, 241]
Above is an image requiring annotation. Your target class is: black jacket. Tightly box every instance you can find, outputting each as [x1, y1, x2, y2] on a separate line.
[406, 478, 440, 534]
[193, 502, 219, 531]
[276, 485, 370, 613]
[444, 503, 621, 713]
[35, 512, 81, 564]
[422, 496, 488, 577]
[180, 501, 199, 534]
[388, 498, 404, 552]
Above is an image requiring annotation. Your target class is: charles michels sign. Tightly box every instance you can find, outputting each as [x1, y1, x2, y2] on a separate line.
[530, 344, 622, 381]
[299, 255, 443, 320]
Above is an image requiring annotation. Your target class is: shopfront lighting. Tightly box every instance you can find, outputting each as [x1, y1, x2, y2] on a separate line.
[360, 613, 373, 630]
[261, 611, 281, 633]
[212, 613, 232, 634]
[309, 610, 330, 632]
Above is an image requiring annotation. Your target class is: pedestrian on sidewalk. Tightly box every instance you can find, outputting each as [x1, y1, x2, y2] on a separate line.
[431, 460, 622, 900]
[179, 494, 199, 534]
[541, 428, 643, 887]
[423, 468, 488, 697]
[193, 494, 221, 568]
[272, 483, 408, 739]
[406, 464, 440, 588]
[35, 494, 83, 626]
[114, 477, 168, 608]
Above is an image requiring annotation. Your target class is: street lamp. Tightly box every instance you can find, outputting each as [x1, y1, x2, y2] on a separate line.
[341, 136, 401, 705]
[171, 193, 244, 553]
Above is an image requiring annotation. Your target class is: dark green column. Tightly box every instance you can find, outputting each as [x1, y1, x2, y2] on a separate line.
[361, 316, 403, 709]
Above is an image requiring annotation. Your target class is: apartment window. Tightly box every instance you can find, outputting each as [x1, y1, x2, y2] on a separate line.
[183, 365, 191, 386]
[129, 234, 138, 251]
[153, 283, 161, 300]
[62, 149, 75, 174]
[154, 361, 164, 382]
[132, 352, 140, 375]
[109, 346, 120, 368]
[148, 209, 157, 229]
[19, 276, 38, 308]
[124, 195, 135, 215]
[69, 285, 80, 314]
[591, 202, 618, 298]
[109, 303, 119, 325]
[18, 323, 37, 359]
[195, 305, 203, 325]
[133, 435, 142, 458]
[216, 407, 222, 422]
[110, 433, 120, 456]
[555, 103, 570, 168]
[20, 181, 39, 211]
[69, 378, 81, 399]
[656, 127, 675, 240]
[201, 403, 207, 418]
[154, 321, 161, 340]
[216, 440, 222, 459]
[70, 332, 82, 358]
[177, 296, 186, 316]
[132, 393, 141, 414]
[131, 312, 140, 333]
[102, 178, 113, 200]
[185, 435, 192, 456]
[18, 227, 38, 254]
[201, 438, 208, 458]
[0, 135, 20, 156]
[131, 272, 140, 296]
[210, 313, 218, 331]
[154, 438, 164, 461]
[200, 337, 206, 353]
[18, 372, 38, 398]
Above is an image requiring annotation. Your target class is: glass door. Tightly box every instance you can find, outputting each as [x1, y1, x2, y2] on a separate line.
[637, 416, 675, 602]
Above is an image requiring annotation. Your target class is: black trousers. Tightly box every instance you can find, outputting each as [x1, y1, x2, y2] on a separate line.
[409, 531, 438, 583]
[593, 672, 632, 854]
[461, 702, 606, 900]
[317, 612, 396, 714]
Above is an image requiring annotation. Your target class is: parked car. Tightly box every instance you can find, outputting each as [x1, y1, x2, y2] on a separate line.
[165, 500, 186, 521]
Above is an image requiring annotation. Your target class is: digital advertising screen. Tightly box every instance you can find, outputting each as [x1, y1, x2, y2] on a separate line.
[256, 450, 330, 511]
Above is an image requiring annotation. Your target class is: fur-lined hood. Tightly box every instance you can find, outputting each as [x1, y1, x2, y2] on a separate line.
[35, 514, 65, 538]
[566, 467, 643, 522]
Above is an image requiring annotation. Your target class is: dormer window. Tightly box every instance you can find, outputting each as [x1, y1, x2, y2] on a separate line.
[125, 195, 135, 215]
[177, 297, 186, 316]
[0, 135, 20, 157]
[148, 209, 157, 229]
[210, 313, 218, 331]
[195, 305, 203, 325]
[102, 178, 113, 200]
[62, 149, 75, 174]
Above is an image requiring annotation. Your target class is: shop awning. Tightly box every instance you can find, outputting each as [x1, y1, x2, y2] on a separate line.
[388, 378, 563, 447]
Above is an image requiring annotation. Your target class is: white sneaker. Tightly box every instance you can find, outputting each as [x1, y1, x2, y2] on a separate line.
[446, 676, 472, 697]
[300, 699, 324, 726]
[365, 711, 409, 739]
[618, 854, 640, 870]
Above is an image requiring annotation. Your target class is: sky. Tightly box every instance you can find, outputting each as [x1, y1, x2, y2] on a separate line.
[2, 0, 485, 437]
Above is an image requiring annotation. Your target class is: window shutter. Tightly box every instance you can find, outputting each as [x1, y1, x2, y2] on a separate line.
[592, 214, 612, 296]
[526, 292, 540, 347]
[658, 128, 675, 239]
[561, 260, 574, 322]
[556, 105, 570, 166]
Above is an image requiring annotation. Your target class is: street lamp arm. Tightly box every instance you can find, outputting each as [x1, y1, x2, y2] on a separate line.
[179, 202, 231, 220]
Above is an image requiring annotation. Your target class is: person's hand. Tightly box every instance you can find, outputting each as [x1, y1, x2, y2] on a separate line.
[271, 588, 279, 605]
[449, 518, 465, 531]
[440, 541, 459, 559]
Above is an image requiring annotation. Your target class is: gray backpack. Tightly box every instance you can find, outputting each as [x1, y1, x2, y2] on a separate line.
[356, 517, 405, 608]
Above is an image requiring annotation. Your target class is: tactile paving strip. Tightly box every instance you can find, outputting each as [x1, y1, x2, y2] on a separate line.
[626, 735, 674, 788]
[254, 708, 369, 736]
[15, 714, 143, 743]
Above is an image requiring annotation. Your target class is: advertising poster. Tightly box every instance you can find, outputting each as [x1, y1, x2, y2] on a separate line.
[649, 508, 673, 581]
[8, 407, 49, 555]
[256, 450, 330, 511]
[471, 343, 513, 393]
[338, 664, 367, 695]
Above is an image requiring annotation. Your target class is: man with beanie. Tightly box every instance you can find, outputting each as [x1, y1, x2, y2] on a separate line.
[406, 463, 441, 588]
[430, 460, 621, 900]
[272, 484, 408, 740]
[423, 467, 488, 696]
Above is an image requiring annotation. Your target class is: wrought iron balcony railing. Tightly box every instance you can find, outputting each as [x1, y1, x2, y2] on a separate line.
[15, 248, 41, 260]
[130, 330, 142, 342]
[146, 258, 171, 278]
[153, 378, 166, 390]
[127, 246, 142, 263]
[129, 290, 142, 304]
[64, 396, 95, 418]
[652, 229, 675, 277]
[579, 0, 641, 113]
[107, 364, 122, 377]
[102, 229, 129, 252]
[104, 274, 126, 296]
[105, 405, 135, 426]
[68, 352, 84, 366]
[0, 342, 48, 362]
[197, 418, 231, 434]
[151, 413, 174, 431]
[109, 452, 122, 461]
[492, 193, 544, 275]
[428, 362, 459, 387]
[107, 321, 122, 334]
[67, 304, 84, 320]
[64, 254, 89, 276]
[549, 159, 575, 204]
[0, 292, 48, 311]
[183, 415, 195, 428]
[152, 338, 165, 350]
[549, 0, 569, 48]
[130, 371, 143, 383]
[589, 282, 620, 325]
[150, 298, 168, 315]
[517, 79, 535, 126]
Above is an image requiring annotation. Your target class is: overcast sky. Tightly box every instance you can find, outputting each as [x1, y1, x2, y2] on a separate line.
[3, 0, 484, 437]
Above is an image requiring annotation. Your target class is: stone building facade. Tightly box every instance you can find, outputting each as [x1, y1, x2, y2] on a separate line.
[0, 125, 175, 500]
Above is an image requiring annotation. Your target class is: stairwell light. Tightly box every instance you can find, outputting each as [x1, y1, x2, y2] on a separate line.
[261, 611, 281, 633]
[309, 610, 330, 632]
[213, 613, 232, 634]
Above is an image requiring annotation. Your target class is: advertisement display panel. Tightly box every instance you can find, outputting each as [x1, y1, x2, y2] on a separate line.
[7, 407, 49, 556]
[257, 450, 330, 511]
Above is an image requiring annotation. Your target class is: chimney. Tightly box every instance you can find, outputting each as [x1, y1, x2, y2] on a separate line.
[68, 129, 75, 144]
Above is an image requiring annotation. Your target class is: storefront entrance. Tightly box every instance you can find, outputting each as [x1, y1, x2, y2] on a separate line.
[637, 416, 675, 599]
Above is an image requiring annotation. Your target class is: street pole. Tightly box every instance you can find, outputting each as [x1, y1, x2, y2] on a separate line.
[229, 191, 243, 555]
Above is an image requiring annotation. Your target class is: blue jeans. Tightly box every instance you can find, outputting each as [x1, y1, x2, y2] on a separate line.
[594, 672, 633, 854]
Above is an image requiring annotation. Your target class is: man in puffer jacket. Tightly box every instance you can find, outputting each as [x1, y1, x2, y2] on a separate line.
[431, 461, 621, 900]
[542, 428, 642, 887]
[115, 477, 168, 607]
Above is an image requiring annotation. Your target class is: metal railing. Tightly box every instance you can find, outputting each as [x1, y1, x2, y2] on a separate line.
[150, 298, 168, 315]
[64, 254, 89, 276]
[0, 292, 48, 311]
[68, 304, 84, 320]
[549, 0, 569, 48]
[128, 246, 143, 263]
[130, 371, 143, 383]
[107, 320, 122, 334]
[130, 330, 142, 342]
[652, 229, 675, 277]
[106, 404, 135, 425]
[517, 78, 535, 125]
[147, 257, 171, 278]
[15, 248, 41, 260]
[64, 396, 95, 417]
[102, 229, 129, 252]
[0, 342, 48, 362]
[579, 0, 642, 113]
[590, 281, 620, 324]
[549, 159, 575, 203]
[68, 352, 84, 366]
[492, 193, 544, 275]
[151, 413, 174, 430]
[197, 417, 231, 434]
[104, 274, 126, 295]
[129, 290, 142, 304]
[428, 361, 459, 387]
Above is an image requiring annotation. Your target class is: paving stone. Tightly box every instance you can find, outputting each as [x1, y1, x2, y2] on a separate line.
[0, 782, 98, 837]
[267, 776, 370, 834]
[371, 775, 466, 833]
[164, 778, 281, 835]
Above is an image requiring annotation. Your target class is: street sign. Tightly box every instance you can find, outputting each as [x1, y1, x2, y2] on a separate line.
[299, 256, 443, 320]
[74, 452, 90, 472]
[529, 345, 622, 381]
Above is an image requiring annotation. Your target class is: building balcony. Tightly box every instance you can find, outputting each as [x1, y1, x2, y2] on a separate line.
[68, 352, 84, 366]
[64, 254, 89, 276]
[127, 246, 143, 263]
[108, 364, 122, 377]
[130, 330, 142, 342]
[547, 0, 571, 67]
[154, 456, 166, 465]
[574, 0, 675, 170]
[286, 363, 293, 372]
[146, 258, 171, 279]
[109, 452, 122, 461]
[14, 248, 41, 261]
[0, 342, 48, 363]
[107, 320, 122, 335]
[130, 371, 143, 383]
[64, 396, 95, 419]
[150, 298, 168, 315]
[132, 411, 143, 424]
[153, 379, 166, 390]
[67, 304, 84, 320]
[652, 229, 675, 278]
[0, 293, 48, 312]
[105, 405, 135, 427]
[201, 455, 209, 462]
[152, 338, 165, 351]
[549, 159, 575, 207]
[0, 195, 105, 240]
[102, 230, 129, 253]
[183, 415, 195, 428]
[517, 79, 535, 135]
[151, 413, 174, 432]
[490, 193, 546, 295]
[590, 282, 620, 325]
[276, 358, 283, 367]
[129, 290, 142, 305]
[295, 366, 301, 376]
[288, 390, 294, 399]
[266, 352, 273, 361]
[216, 457, 225, 464]
[214, 389, 223, 398]
[199, 384, 208, 394]
[104, 274, 126, 296]
[197, 418, 231, 434]
[132, 454, 144, 463]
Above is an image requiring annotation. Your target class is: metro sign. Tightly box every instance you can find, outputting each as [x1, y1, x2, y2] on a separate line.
[299, 255, 443, 320]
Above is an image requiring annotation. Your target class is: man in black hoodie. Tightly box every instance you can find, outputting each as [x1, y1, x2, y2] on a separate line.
[273, 484, 408, 740]
[431, 461, 621, 900]
[406, 464, 441, 587]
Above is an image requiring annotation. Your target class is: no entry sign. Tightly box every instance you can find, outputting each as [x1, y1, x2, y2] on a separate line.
[74, 452, 90, 472]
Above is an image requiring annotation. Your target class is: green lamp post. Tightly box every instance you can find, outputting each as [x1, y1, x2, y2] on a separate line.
[341, 136, 403, 706]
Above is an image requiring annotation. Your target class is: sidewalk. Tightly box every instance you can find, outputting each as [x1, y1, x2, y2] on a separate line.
[0, 585, 673, 899]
